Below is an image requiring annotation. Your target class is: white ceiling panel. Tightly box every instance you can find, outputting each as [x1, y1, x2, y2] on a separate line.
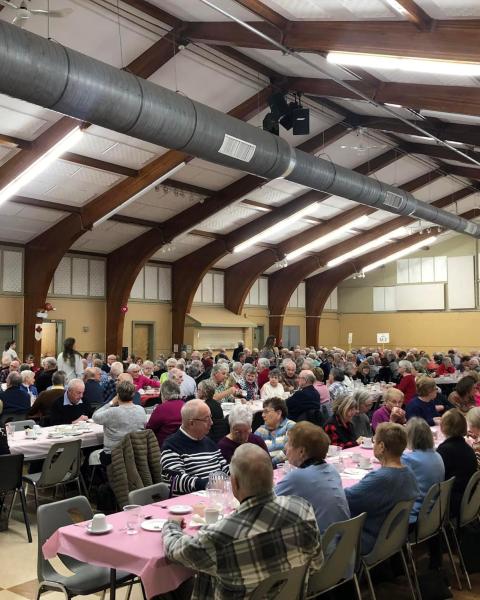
[172, 159, 242, 190]
[309, 202, 345, 220]
[70, 221, 149, 253]
[151, 233, 211, 261]
[363, 67, 480, 88]
[0, 146, 17, 168]
[214, 250, 259, 269]
[243, 179, 310, 207]
[414, 176, 470, 202]
[327, 98, 422, 122]
[0, 94, 60, 139]
[0, 211, 67, 242]
[148, 0, 261, 21]
[372, 156, 435, 186]
[446, 193, 480, 213]
[196, 204, 262, 234]
[149, 47, 264, 112]
[73, 133, 157, 169]
[419, 111, 480, 126]
[273, 220, 315, 243]
[416, 0, 480, 18]
[84, 125, 167, 156]
[260, 0, 400, 20]
[319, 130, 394, 169]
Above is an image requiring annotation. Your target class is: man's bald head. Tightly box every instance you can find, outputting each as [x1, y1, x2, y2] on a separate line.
[230, 443, 273, 501]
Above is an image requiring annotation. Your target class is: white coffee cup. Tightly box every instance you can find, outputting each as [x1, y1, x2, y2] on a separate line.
[362, 438, 373, 448]
[25, 428, 36, 439]
[90, 513, 108, 532]
[204, 508, 221, 524]
[352, 453, 362, 464]
[359, 457, 371, 469]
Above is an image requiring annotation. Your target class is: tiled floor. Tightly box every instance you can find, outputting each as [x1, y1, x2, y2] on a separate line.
[1, 492, 480, 600]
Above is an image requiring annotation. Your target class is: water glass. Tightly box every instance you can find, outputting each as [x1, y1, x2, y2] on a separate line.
[123, 504, 142, 535]
[5, 422, 14, 441]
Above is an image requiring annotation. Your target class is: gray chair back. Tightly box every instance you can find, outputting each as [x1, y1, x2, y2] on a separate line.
[250, 563, 309, 600]
[416, 477, 454, 541]
[460, 471, 480, 527]
[363, 499, 414, 566]
[37, 496, 93, 582]
[37, 439, 82, 488]
[127, 482, 169, 506]
[307, 513, 366, 596]
[10, 419, 36, 431]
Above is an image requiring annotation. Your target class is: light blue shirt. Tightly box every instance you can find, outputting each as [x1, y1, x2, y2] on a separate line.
[401, 449, 445, 522]
[63, 391, 83, 406]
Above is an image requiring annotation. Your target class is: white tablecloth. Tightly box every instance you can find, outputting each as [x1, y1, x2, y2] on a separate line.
[222, 400, 263, 416]
[9, 423, 104, 460]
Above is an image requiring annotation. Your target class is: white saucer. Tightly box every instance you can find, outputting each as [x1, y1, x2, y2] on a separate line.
[361, 444, 374, 450]
[86, 523, 113, 535]
[169, 505, 193, 515]
[48, 434, 63, 439]
[141, 519, 166, 532]
[344, 467, 369, 477]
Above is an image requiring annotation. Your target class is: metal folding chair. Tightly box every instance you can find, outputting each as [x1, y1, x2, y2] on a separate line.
[0, 453, 32, 542]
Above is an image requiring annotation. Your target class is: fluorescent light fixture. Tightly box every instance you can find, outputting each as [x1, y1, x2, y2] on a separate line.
[233, 202, 319, 253]
[362, 236, 437, 273]
[384, 0, 411, 16]
[0, 126, 83, 205]
[327, 227, 407, 268]
[327, 51, 480, 77]
[285, 215, 370, 261]
[384, 103, 403, 109]
[93, 162, 186, 227]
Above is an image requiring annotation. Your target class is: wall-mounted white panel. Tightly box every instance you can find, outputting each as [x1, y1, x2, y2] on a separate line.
[248, 280, 259, 306]
[297, 282, 306, 308]
[89, 260, 105, 297]
[447, 256, 475, 309]
[434, 256, 447, 282]
[409, 258, 422, 283]
[196, 327, 243, 350]
[131, 270, 144, 299]
[330, 287, 338, 311]
[144, 265, 158, 300]
[2, 250, 22, 293]
[259, 277, 268, 306]
[373, 287, 385, 311]
[396, 283, 445, 310]
[158, 267, 171, 301]
[397, 259, 409, 284]
[213, 273, 224, 304]
[421, 257, 435, 282]
[54, 257, 72, 295]
[193, 285, 202, 303]
[384, 286, 396, 311]
[72, 258, 89, 296]
[202, 273, 213, 303]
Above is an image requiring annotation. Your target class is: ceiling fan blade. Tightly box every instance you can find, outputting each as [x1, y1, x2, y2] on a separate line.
[31, 7, 73, 17]
[0, 0, 20, 9]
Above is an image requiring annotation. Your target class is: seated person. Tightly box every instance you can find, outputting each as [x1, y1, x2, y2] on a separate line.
[374, 357, 395, 384]
[146, 380, 184, 448]
[275, 421, 350, 533]
[82, 367, 104, 407]
[312, 367, 331, 413]
[0, 372, 30, 417]
[197, 379, 228, 443]
[466, 407, 480, 468]
[260, 368, 284, 400]
[395, 360, 417, 404]
[280, 359, 297, 393]
[49, 379, 92, 425]
[351, 389, 373, 439]
[27, 370, 65, 421]
[218, 405, 269, 463]
[448, 375, 477, 413]
[34, 357, 57, 393]
[256, 358, 271, 390]
[406, 377, 444, 426]
[327, 368, 348, 403]
[436, 356, 455, 376]
[355, 362, 373, 385]
[254, 397, 295, 466]
[401, 418, 445, 523]
[92, 380, 147, 460]
[437, 409, 478, 516]
[324, 394, 359, 449]
[162, 443, 323, 599]
[286, 370, 321, 422]
[20, 370, 38, 397]
[101, 361, 124, 404]
[209, 364, 237, 403]
[161, 399, 229, 496]
[237, 364, 259, 401]
[128, 363, 160, 392]
[371, 388, 405, 432]
[345, 423, 419, 554]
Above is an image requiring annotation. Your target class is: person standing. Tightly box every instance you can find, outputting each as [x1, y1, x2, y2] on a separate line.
[57, 338, 84, 382]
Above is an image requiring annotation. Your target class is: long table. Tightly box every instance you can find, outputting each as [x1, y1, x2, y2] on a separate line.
[9, 423, 104, 461]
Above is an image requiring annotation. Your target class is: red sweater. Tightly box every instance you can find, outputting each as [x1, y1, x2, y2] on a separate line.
[437, 364, 455, 376]
[396, 374, 416, 404]
[146, 399, 184, 448]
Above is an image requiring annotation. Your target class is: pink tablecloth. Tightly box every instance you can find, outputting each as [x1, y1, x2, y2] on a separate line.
[42, 494, 201, 598]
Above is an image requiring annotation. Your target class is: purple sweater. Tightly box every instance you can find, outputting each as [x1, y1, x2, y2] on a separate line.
[218, 433, 269, 463]
[146, 399, 184, 448]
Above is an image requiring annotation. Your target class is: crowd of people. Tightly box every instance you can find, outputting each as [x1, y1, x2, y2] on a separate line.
[2, 337, 480, 597]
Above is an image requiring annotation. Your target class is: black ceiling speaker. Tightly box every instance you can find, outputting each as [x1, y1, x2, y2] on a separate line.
[292, 106, 310, 135]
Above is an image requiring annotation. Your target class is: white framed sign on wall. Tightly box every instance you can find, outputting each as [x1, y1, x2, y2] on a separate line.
[376, 332, 390, 344]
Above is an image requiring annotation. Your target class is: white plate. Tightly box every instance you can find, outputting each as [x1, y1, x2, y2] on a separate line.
[361, 443, 373, 450]
[48, 434, 64, 439]
[141, 519, 166, 532]
[169, 505, 193, 515]
[86, 523, 113, 535]
[344, 467, 369, 477]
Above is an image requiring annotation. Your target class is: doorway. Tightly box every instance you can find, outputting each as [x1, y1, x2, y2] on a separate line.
[41, 320, 65, 357]
[252, 325, 264, 350]
[282, 325, 300, 349]
[0, 324, 18, 356]
[132, 322, 154, 360]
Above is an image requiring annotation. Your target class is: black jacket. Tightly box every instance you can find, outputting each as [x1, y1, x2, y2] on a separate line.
[286, 385, 321, 421]
[49, 395, 92, 425]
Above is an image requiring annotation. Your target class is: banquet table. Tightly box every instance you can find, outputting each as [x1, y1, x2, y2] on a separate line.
[9, 423, 104, 461]
[139, 392, 160, 407]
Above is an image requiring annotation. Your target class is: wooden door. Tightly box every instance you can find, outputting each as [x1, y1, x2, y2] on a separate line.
[132, 323, 152, 359]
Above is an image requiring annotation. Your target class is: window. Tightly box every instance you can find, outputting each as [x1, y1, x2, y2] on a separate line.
[193, 271, 224, 305]
[288, 283, 306, 309]
[397, 256, 447, 284]
[49, 255, 106, 298]
[244, 277, 268, 306]
[130, 264, 171, 301]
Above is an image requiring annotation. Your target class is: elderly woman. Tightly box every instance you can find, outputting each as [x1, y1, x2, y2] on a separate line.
[351, 389, 373, 439]
[237, 364, 259, 401]
[343, 362, 356, 392]
[275, 422, 350, 532]
[146, 380, 184, 447]
[254, 396, 295, 465]
[328, 368, 348, 404]
[401, 418, 445, 523]
[128, 363, 160, 392]
[406, 377, 444, 426]
[21, 370, 38, 397]
[371, 388, 406, 431]
[260, 368, 285, 400]
[280, 359, 297, 393]
[466, 407, 480, 468]
[355, 362, 373, 385]
[324, 394, 359, 449]
[437, 409, 478, 516]
[436, 356, 455, 376]
[159, 357, 178, 383]
[395, 360, 417, 404]
[312, 367, 330, 413]
[218, 405, 268, 463]
[448, 375, 477, 413]
[346, 423, 419, 554]
[197, 379, 228, 443]
[230, 361, 244, 384]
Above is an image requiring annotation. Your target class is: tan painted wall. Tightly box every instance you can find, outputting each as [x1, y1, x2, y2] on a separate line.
[284, 308, 307, 347]
[243, 307, 270, 348]
[318, 312, 340, 347]
[47, 296, 106, 354]
[122, 301, 172, 357]
[0, 295, 24, 356]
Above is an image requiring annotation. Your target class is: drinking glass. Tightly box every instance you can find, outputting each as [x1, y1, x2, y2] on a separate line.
[123, 504, 142, 535]
[5, 422, 14, 441]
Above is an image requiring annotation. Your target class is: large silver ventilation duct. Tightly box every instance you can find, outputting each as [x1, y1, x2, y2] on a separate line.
[0, 22, 478, 238]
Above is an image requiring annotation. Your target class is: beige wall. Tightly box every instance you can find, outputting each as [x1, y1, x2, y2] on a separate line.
[0, 295, 23, 356]
[122, 301, 172, 357]
[318, 312, 340, 347]
[284, 308, 306, 347]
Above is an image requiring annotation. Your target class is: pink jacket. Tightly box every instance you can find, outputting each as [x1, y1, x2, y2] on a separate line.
[132, 374, 160, 392]
[313, 381, 330, 405]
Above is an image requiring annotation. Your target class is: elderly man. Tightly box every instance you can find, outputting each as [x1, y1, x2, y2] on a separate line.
[209, 364, 237, 403]
[28, 370, 66, 421]
[35, 357, 57, 393]
[0, 359, 20, 384]
[82, 367, 104, 407]
[163, 443, 323, 599]
[161, 400, 229, 496]
[160, 357, 178, 383]
[101, 354, 117, 373]
[101, 361, 124, 403]
[49, 379, 92, 425]
[0, 372, 30, 416]
[175, 362, 197, 400]
[286, 370, 321, 422]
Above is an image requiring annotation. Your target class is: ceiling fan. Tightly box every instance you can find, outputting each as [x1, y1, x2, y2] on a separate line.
[0, 0, 73, 26]
[341, 127, 386, 153]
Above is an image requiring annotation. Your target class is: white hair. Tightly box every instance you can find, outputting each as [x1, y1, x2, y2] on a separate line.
[229, 405, 253, 429]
